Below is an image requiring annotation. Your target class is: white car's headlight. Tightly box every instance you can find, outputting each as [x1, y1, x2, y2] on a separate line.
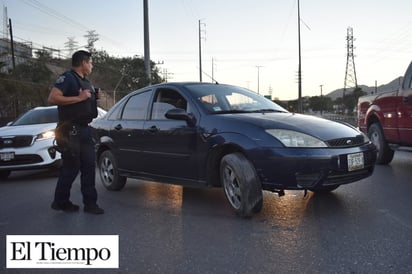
[36, 130, 55, 141]
[266, 129, 327, 148]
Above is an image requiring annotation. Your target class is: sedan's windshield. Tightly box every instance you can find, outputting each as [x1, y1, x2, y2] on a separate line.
[186, 84, 288, 114]
[12, 108, 58, 126]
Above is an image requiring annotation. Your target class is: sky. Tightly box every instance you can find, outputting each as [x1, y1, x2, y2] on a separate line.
[1, 0, 412, 100]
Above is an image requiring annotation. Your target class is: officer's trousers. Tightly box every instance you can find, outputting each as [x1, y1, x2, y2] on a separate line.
[53, 125, 97, 206]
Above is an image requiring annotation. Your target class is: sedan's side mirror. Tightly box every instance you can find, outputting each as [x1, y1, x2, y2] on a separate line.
[165, 108, 196, 126]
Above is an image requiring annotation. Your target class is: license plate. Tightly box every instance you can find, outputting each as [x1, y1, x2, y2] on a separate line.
[347, 152, 364, 171]
[0, 152, 15, 161]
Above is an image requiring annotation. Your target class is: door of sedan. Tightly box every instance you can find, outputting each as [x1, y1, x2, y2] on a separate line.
[111, 90, 153, 172]
[141, 88, 200, 180]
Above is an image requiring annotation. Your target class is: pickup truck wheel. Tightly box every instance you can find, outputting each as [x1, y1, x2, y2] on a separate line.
[368, 123, 394, 164]
[220, 152, 263, 218]
[98, 150, 127, 190]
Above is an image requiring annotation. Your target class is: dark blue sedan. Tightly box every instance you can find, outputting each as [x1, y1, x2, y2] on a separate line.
[91, 82, 376, 217]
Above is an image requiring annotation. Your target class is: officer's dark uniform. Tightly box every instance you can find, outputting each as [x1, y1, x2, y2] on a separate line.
[52, 69, 99, 211]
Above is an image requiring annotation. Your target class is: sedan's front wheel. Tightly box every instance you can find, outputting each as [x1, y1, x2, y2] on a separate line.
[98, 150, 126, 191]
[220, 152, 263, 218]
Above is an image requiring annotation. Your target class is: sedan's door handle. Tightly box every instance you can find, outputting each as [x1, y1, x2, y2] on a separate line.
[147, 125, 159, 133]
[403, 96, 410, 105]
[114, 124, 123, 130]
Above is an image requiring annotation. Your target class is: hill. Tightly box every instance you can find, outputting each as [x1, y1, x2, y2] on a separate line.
[326, 76, 403, 100]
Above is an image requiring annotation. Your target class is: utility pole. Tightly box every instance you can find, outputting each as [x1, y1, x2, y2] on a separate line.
[297, 0, 303, 113]
[256, 65, 262, 94]
[212, 58, 216, 83]
[199, 20, 202, 82]
[198, 20, 206, 82]
[162, 68, 173, 82]
[143, 0, 151, 84]
[320, 84, 323, 115]
[8, 18, 15, 70]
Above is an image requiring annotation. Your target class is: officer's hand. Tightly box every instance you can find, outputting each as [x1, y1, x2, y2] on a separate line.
[78, 89, 91, 101]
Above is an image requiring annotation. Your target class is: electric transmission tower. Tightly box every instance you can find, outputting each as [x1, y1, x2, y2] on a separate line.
[84, 30, 99, 52]
[343, 27, 358, 97]
[64, 37, 78, 56]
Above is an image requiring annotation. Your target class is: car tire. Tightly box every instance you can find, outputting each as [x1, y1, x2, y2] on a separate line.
[0, 170, 11, 179]
[220, 152, 263, 218]
[98, 150, 127, 191]
[368, 123, 394, 165]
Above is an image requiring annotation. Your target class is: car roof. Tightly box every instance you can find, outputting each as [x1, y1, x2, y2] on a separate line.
[29, 105, 57, 110]
[153, 82, 221, 88]
[140, 82, 222, 89]
[128, 82, 230, 96]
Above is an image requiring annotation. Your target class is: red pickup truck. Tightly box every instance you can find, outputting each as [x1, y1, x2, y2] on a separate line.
[357, 61, 412, 164]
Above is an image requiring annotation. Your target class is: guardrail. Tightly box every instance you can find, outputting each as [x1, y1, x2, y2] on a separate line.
[318, 114, 358, 127]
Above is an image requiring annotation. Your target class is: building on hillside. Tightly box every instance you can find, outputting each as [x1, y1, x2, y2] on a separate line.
[0, 38, 32, 73]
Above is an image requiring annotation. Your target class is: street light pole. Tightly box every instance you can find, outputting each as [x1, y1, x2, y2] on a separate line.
[198, 20, 203, 82]
[143, 0, 151, 84]
[297, 0, 302, 113]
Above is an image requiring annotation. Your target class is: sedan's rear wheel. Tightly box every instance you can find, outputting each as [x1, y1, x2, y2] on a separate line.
[98, 150, 126, 190]
[220, 152, 263, 218]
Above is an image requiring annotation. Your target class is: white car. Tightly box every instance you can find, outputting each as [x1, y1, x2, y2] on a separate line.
[0, 105, 106, 179]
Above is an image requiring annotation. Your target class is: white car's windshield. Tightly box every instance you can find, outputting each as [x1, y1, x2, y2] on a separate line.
[12, 108, 58, 126]
[186, 84, 288, 114]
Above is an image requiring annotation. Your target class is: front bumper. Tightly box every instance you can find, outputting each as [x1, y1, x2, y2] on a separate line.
[0, 139, 61, 171]
[254, 143, 377, 191]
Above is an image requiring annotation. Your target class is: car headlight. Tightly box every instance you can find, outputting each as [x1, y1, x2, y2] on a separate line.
[266, 129, 327, 148]
[36, 130, 55, 141]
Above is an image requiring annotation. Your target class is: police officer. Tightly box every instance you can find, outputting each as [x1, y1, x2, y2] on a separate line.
[48, 50, 104, 214]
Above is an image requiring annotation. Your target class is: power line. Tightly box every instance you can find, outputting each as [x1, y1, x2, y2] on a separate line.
[17, 0, 130, 51]
[19, 0, 89, 30]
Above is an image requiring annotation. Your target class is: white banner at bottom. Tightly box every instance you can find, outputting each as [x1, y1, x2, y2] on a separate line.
[6, 235, 119, 269]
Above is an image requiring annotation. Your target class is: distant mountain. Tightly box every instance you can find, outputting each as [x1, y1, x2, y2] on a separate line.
[326, 76, 403, 100]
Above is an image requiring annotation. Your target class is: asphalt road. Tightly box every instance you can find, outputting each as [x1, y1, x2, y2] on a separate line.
[1, 151, 412, 274]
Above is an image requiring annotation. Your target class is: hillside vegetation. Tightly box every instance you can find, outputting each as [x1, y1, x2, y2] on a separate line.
[0, 49, 163, 122]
